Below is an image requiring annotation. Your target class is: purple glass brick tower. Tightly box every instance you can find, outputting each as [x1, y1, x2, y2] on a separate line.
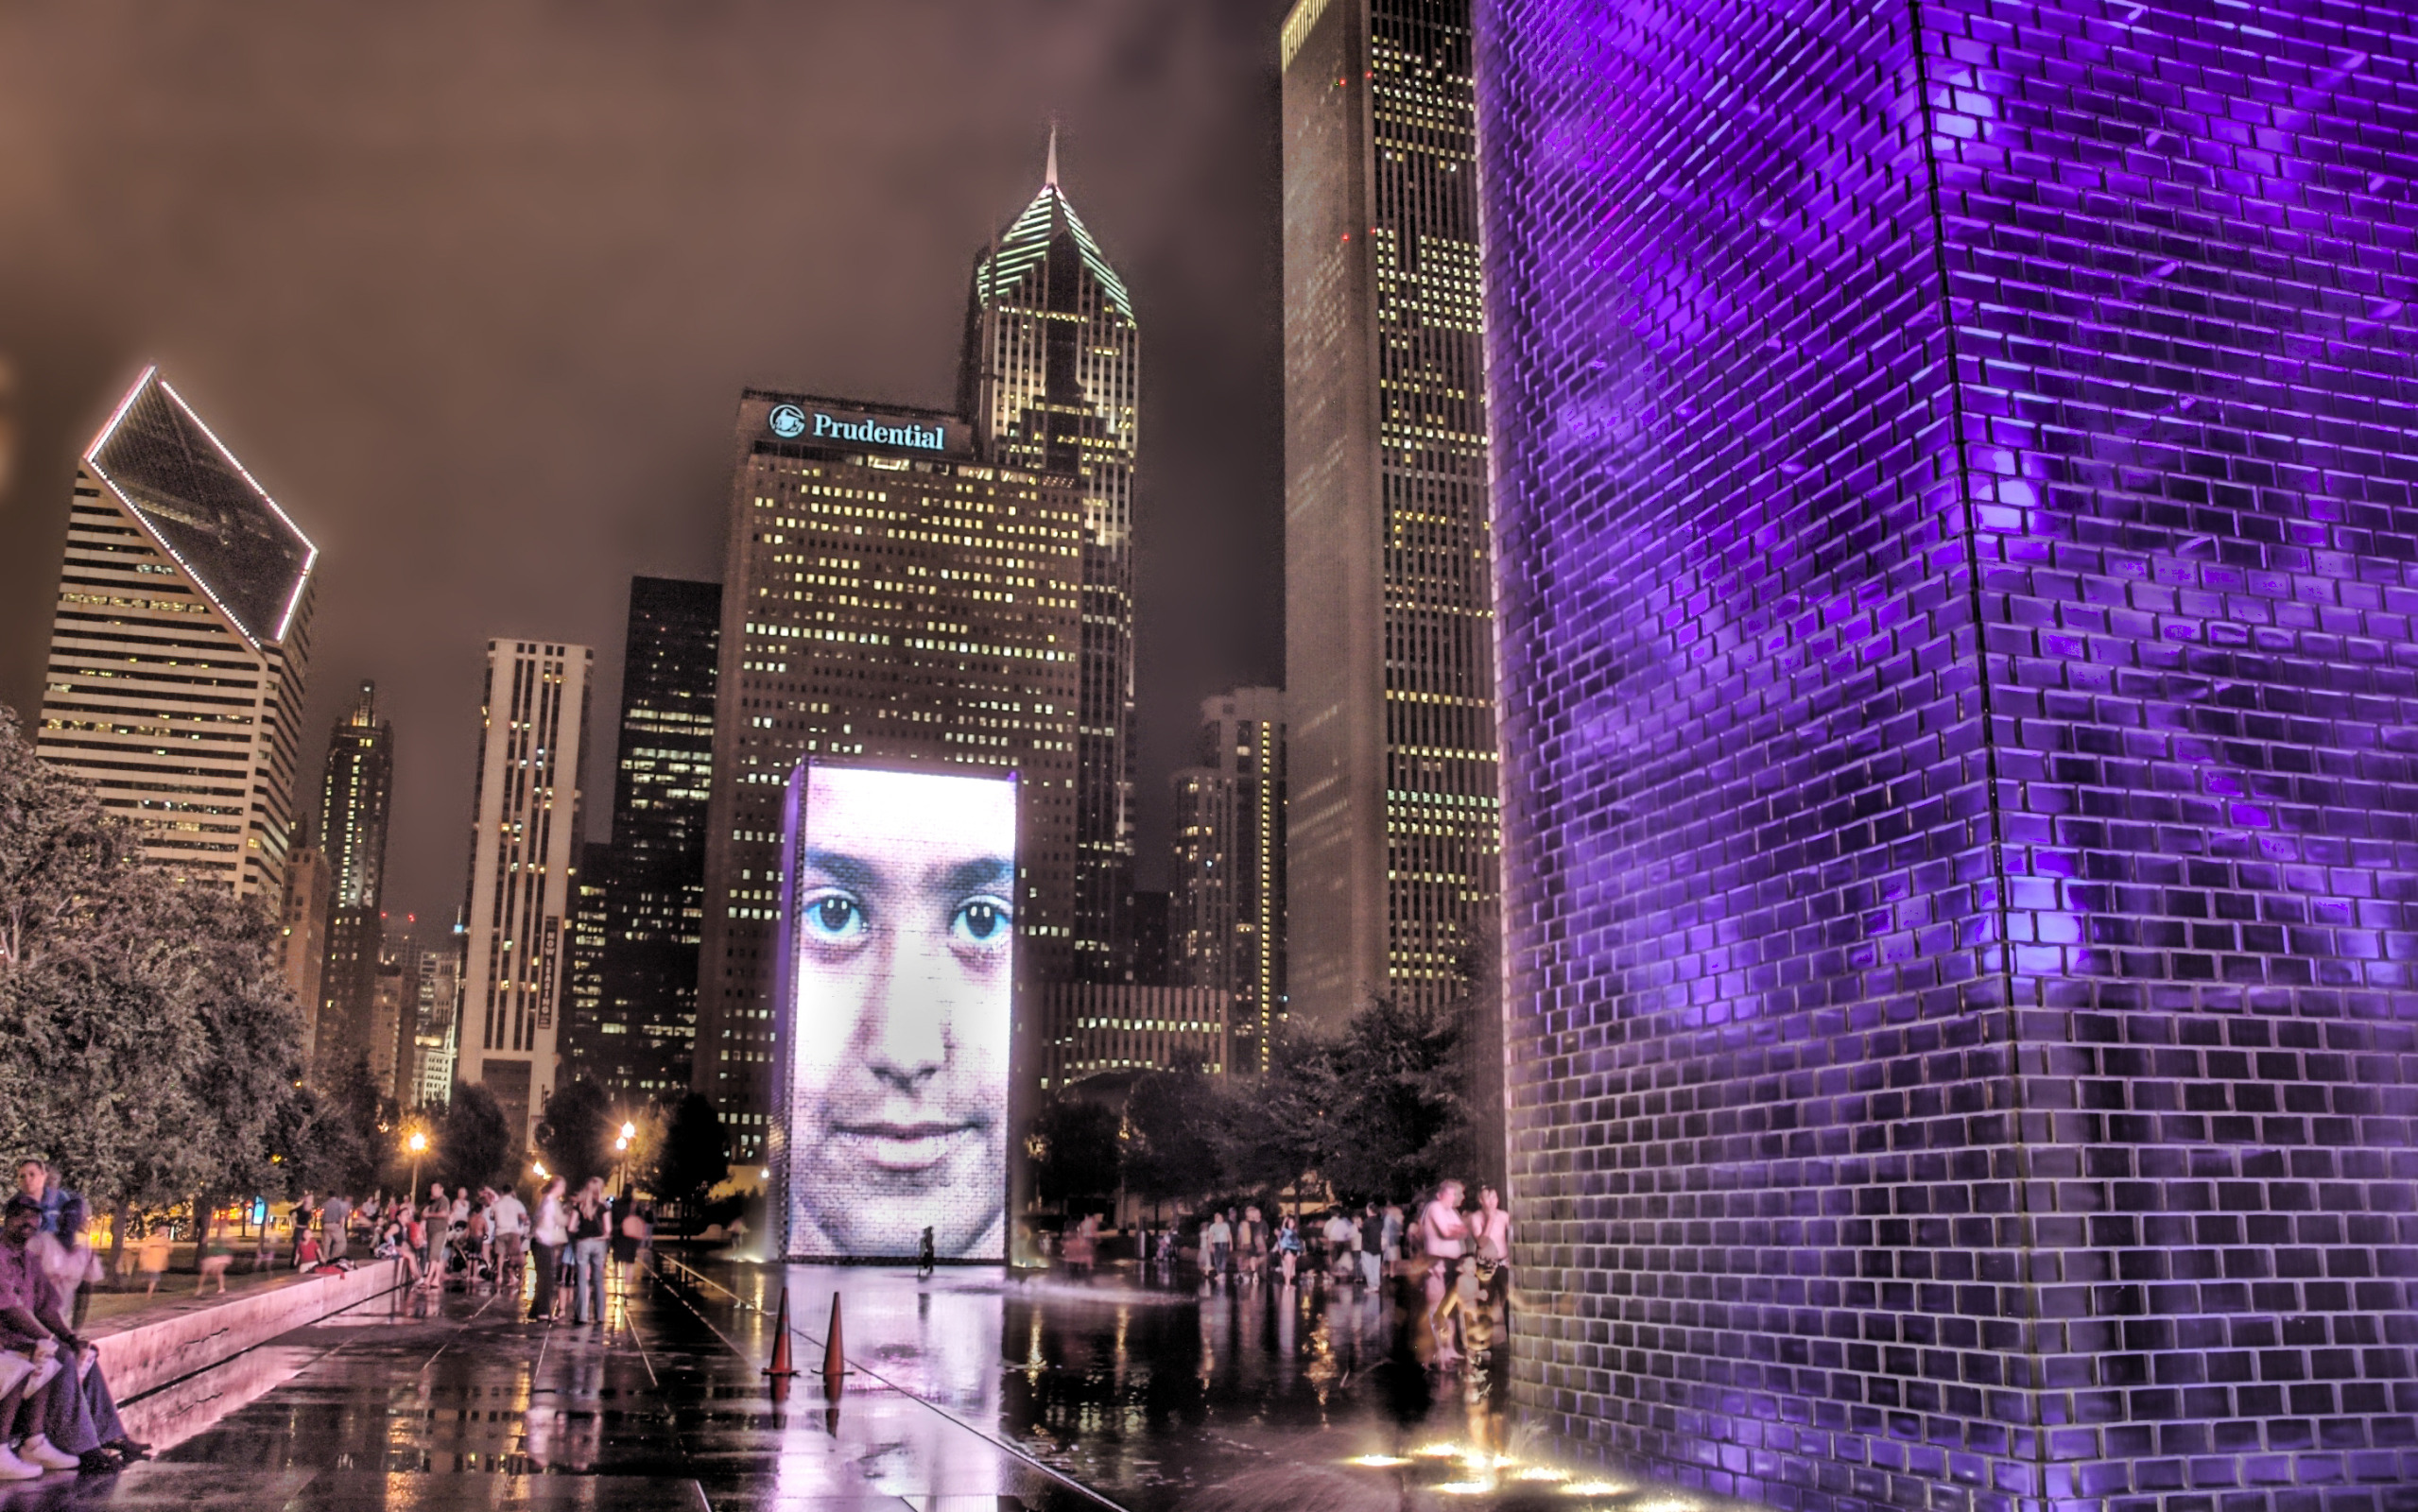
[1477, 3, 2418, 1509]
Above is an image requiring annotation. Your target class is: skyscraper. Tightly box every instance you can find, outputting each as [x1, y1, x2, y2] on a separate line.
[582, 576, 718, 1100]
[960, 134, 1141, 982]
[455, 640, 593, 1151]
[1168, 687, 1287, 1070]
[1281, 0, 1498, 1025]
[406, 919, 463, 1112]
[34, 367, 317, 902]
[1480, 2, 2418, 1504]
[691, 391, 1082, 1160]
[313, 680, 393, 1083]
[276, 838, 331, 1063]
[562, 839, 611, 1091]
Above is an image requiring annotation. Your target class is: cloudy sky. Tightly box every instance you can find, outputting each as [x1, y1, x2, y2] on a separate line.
[0, 0, 1290, 920]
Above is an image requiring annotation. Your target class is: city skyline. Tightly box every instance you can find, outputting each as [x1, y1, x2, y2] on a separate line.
[0, 3, 1293, 933]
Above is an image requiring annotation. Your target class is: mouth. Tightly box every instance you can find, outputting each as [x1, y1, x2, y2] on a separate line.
[828, 1121, 982, 1172]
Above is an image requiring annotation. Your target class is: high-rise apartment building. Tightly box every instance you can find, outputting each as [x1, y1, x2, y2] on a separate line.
[692, 390, 1082, 1160]
[1039, 983, 1233, 1091]
[367, 915, 411, 1101]
[276, 839, 331, 1061]
[1168, 687, 1287, 1070]
[579, 577, 718, 1100]
[455, 640, 592, 1151]
[34, 367, 317, 902]
[1281, 0, 1497, 1024]
[1481, 3, 2418, 1505]
[313, 680, 393, 1082]
[960, 137, 1141, 982]
[406, 920, 463, 1111]
[561, 839, 611, 1089]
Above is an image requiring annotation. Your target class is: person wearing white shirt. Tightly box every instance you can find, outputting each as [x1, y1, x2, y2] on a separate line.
[528, 1178, 568, 1322]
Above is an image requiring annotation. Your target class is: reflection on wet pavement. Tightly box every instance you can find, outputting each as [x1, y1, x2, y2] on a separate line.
[0, 1259, 1711, 1511]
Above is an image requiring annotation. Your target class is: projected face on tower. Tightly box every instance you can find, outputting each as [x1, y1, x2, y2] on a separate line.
[777, 765, 1014, 1260]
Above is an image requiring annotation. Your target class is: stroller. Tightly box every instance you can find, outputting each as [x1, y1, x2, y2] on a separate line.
[440, 1229, 495, 1293]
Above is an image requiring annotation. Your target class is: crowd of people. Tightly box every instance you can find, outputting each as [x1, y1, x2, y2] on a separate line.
[364, 1177, 652, 1328]
[1155, 1179, 1512, 1367]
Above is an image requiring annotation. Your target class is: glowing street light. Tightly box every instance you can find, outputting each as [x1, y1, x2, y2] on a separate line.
[405, 1129, 430, 1208]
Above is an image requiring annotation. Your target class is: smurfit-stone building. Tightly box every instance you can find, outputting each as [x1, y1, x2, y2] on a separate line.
[1480, 3, 2418, 1510]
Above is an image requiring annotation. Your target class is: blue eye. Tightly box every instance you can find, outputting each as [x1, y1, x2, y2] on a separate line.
[801, 891, 866, 942]
[951, 896, 1011, 945]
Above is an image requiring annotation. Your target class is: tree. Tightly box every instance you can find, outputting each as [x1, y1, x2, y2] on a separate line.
[0, 707, 307, 1224]
[1124, 1070, 1224, 1211]
[1315, 993, 1471, 1205]
[653, 1094, 728, 1232]
[535, 1077, 613, 1189]
[434, 1082, 517, 1194]
[1028, 1099, 1123, 1210]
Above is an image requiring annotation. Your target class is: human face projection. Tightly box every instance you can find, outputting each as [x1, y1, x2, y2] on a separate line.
[779, 765, 1014, 1260]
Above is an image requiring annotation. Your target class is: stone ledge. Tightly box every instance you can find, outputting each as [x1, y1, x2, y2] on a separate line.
[93, 1260, 402, 1401]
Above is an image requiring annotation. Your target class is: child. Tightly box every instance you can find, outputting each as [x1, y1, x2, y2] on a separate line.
[137, 1227, 172, 1297]
[294, 1228, 322, 1271]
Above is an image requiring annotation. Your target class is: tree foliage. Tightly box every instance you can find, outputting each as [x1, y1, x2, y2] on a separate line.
[1123, 1070, 1223, 1207]
[653, 1094, 729, 1230]
[0, 706, 309, 1207]
[1028, 1098, 1123, 1208]
[434, 1081, 517, 1194]
[1054, 991, 1476, 1213]
[535, 1076, 613, 1189]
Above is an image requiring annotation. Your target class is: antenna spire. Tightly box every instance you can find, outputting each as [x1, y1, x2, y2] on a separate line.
[1044, 119, 1059, 190]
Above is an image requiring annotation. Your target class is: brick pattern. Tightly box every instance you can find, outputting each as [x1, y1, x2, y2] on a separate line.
[1477, 3, 2418, 1510]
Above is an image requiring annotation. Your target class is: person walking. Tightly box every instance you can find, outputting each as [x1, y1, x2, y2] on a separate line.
[489, 1184, 529, 1301]
[1418, 1180, 1470, 1366]
[916, 1226, 936, 1279]
[570, 1180, 608, 1327]
[609, 1190, 643, 1294]
[1273, 1214, 1304, 1285]
[419, 1184, 450, 1290]
[1359, 1204, 1383, 1292]
[1202, 1211, 1231, 1282]
[319, 1192, 352, 1265]
[528, 1177, 567, 1322]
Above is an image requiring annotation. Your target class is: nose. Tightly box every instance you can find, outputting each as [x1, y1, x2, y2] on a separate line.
[862, 927, 952, 1092]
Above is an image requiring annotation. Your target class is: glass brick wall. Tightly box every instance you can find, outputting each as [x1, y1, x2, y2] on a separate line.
[1478, 2, 2418, 1508]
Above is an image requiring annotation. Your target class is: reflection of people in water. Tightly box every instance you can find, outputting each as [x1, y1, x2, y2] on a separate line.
[786, 766, 1013, 1259]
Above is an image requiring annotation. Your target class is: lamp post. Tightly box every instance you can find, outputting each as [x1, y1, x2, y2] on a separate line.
[615, 1122, 636, 1196]
[406, 1130, 428, 1211]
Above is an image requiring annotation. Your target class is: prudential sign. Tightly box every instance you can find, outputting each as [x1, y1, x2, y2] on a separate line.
[767, 404, 945, 453]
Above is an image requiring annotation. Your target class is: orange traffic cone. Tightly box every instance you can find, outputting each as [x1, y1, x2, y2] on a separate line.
[820, 1292, 849, 1397]
[765, 1285, 798, 1379]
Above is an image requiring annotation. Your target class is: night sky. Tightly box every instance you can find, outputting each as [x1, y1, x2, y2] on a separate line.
[0, 1, 1289, 921]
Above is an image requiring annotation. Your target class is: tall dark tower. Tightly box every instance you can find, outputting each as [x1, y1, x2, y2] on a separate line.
[960, 129, 1140, 983]
[1282, 0, 1497, 1025]
[314, 679, 393, 1083]
[575, 576, 719, 1100]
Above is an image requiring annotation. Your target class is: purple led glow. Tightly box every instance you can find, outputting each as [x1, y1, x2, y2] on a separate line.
[1479, 2, 2418, 1509]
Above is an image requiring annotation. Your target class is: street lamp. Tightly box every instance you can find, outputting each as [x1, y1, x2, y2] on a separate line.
[405, 1130, 429, 1212]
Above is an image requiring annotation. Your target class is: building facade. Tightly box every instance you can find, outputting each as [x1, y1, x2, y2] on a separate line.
[561, 839, 611, 1091]
[1168, 687, 1287, 1071]
[1039, 983, 1233, 1091]
[313, 680, 393, 1083]
[960, 137, 1142, 982]
[1480, 3, 2418, 1507]
[1281, 0, 1498, 1024]
[34, 367, 317, 902]
[691, 390, 1082, 1160]
[276, 841, 331, 1063]
[582, 576, 718, 1101]
[406, 920, 463, 1111]
[455, 640, 592, 1151]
